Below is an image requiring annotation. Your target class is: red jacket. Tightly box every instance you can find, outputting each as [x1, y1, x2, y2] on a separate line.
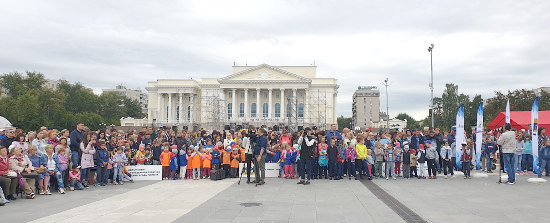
[0, 156, 9, 175]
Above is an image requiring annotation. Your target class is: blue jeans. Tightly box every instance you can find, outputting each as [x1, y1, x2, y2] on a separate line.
[502, 153, 515, 183]
[522, 154, 533, 172]
[540, 159, 550, 177]
[312, 158, 319, 178]
[329, 162, 337, 178]
[486, 153, 494, 171]
[96, 166, 108, 185]
[71, 152, 80, 169]
[299, 158, 313, 181]
[113, 166, 124, 182]
[51, 171, 65, 189]
[70, 178, 84, 190]
[81, 168, 90, 184]
[336, 162, 344, 178]
[346, 160, 356, 178]
[514, 154, 522, 172]
[358, 160, 370, 178]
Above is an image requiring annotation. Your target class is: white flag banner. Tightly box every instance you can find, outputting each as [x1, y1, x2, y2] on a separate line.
[506, 99, 510, 124]
[476, 102, 483, 170]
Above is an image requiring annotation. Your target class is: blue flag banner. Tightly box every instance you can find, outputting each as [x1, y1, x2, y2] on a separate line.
[532, 97, 540, 175]
[456, 104, 465, 169]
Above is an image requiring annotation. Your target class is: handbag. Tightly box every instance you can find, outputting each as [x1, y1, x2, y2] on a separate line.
[17, 174, 26, 187]
[21, 171, 39, 178]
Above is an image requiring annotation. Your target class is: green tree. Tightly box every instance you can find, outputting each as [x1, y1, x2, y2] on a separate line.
[123, 98, 145, 118]
[57, 80, 99, 113]
[337, 116, 352, 131]
[0, 71, 45, 99]
[395, 113, 420, 129]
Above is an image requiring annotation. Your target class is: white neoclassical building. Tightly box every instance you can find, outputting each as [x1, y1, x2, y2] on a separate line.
[127, 64, 338, 131]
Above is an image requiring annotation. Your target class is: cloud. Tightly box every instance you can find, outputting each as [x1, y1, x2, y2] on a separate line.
[0, 0, 548, 123]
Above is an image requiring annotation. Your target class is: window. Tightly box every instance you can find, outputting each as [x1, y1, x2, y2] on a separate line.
[299, 92, 303, 98]
[239, 103, 244, 117]
[240, 92, 244, 98]
[229, 92, 232, 98]
[227, 103, 232, 119]
[252, 92, 256, 98]
[275, 103, 281, 117]
[263, 103, 268, 117]
[275, 92, 280, 99]
[176, 106, 180, 121]
[251, 103, 257, 117]
[187, 106, 191, 121]
[264, 92, 268, 99]
[298, 103, 304, 117]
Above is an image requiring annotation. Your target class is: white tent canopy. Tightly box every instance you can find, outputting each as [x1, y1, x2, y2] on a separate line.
[0, 116, 12, 129]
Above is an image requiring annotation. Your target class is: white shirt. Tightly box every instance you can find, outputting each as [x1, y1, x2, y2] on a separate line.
[47, 157, 56, 171]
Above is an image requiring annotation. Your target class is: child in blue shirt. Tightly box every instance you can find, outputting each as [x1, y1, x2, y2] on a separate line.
[169, 148, 179, 180]
[179, 149, 188, 179]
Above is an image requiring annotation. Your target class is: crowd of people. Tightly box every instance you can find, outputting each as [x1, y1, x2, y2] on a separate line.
[1, 122, 549, 207]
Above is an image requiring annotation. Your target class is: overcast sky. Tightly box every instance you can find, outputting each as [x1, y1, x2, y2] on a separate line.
[1, 0, 548, 120]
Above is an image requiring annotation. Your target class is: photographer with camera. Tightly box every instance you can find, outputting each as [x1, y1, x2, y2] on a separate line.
[252, 128, 267, 185]
[243, 129, 255, 184]
[297, 127, 316, 185]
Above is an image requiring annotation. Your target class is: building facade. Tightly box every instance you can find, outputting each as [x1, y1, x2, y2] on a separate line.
[103, 85, 148, 114]
[352, 86, 381, 129]
[133, 64, 338, 131]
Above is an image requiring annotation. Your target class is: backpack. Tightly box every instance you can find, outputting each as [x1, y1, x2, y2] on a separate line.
[319, 155, 328, 167]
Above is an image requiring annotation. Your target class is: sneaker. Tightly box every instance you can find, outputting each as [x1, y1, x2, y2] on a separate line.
[386, 177, 389, 180]
[119, 182, 124, 185]
[304, 181, 310, 185]
[467, 176, 471, 179]
[59, 188, 65, 194]
[464, 176, 467, 179]
[70, 187, 75, 191]
[504, 181, 515, 185]
[39, 189, 45, 195]
[113, 182, 118, 185]
[527, 171, 532, 174]
[297, 180, 304, 184]
[392, 177, 396, 180]
[444, 176, 448, 179]
[487, 171, 493, 173]
[45, 190, 52, 195]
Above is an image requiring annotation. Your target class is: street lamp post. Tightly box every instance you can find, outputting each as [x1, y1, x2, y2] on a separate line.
[382, 78, 391, 130]
[428, 44, 434, 129]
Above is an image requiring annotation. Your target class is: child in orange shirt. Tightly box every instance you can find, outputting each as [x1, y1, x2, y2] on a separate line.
[222, 144, 232, 177]
[185, 147, 193, 179]
[230, 146, 242, 178]
[159, 143, 173, 180]
[202, 149, 212, 178]
[191, 146, 202, 180]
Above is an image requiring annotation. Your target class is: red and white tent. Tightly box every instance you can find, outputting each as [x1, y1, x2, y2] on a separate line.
[487, 111, 550, 130]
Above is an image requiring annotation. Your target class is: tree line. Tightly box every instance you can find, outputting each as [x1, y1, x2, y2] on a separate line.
[344, 83, 550, 132]
[0, 71, 145, 131]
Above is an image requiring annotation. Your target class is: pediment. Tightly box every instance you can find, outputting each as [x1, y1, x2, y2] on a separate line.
[219, 64, 310, 82]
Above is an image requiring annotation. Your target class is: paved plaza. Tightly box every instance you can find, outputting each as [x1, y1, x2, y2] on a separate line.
[1, 172, 549, 223]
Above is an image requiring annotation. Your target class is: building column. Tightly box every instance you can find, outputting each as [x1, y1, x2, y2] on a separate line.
[305, 89, 309, 123]
[157, 92, 161, 123]
[256, 88, 261, 118]
[292, 88, 297, 118]
[280, 88, 285, 119]
[190, 94, 195, 124]
[221, 89, 226, 121]
[244, 88, 249, 120]
[168, 93, 172, 123]
[231, 88, 237, 121]
[268, 88, 273, 118]
[178, 93, 183, 124]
